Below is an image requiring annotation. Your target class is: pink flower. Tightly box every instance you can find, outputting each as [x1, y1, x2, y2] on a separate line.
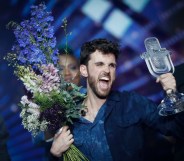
[39, 63, 60, 93]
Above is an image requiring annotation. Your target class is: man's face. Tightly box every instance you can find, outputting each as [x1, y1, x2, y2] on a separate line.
[82, 50, 116, 99]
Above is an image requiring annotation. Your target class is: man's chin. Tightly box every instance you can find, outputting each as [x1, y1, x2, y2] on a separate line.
[96, 91, 110, 99]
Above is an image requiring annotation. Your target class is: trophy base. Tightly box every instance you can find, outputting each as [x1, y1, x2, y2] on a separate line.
[158, 92, 184, 116]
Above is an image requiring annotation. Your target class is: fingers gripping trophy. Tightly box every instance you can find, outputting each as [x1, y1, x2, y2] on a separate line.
[141, 37, 184, 116]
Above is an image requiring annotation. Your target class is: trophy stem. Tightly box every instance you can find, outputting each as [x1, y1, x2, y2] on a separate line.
[158, 91, 184, 116]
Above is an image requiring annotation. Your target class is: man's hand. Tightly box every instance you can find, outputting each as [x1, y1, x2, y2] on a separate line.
[50, 126, 74, 157]
[156, 73, 176, 92]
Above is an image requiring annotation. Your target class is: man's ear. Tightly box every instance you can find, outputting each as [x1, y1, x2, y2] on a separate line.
[80, 65, 88, 77]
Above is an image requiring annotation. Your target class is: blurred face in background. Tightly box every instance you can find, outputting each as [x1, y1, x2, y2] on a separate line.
[59, 54, 80, 85]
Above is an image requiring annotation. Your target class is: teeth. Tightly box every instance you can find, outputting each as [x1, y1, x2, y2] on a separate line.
[100, 77, 109, 81]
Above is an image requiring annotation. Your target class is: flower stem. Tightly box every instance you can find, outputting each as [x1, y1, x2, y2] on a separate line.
[63, 144, 89, 161]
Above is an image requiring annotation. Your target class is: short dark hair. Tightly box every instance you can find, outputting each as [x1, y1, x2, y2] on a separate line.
[80, 38, 120, 65]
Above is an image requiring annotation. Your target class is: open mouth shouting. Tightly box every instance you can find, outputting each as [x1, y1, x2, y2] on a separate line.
[99, 75, 111, 91]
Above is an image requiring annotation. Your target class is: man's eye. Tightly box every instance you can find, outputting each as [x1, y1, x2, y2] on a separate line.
[96, 62, 103, 66]
[109, 64, 116, 68]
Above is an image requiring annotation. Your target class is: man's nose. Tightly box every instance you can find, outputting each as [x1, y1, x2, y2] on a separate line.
[104, 65, 110, 73]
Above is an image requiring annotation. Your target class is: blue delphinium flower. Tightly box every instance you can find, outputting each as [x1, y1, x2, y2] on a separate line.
[6, 3, 89, 161]
[11, 3, 58, 70]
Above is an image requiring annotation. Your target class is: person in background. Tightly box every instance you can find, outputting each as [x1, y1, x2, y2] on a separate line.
[0, 114, 11, 161]
[174, 63, 184, 92]
[58, 47, 80, 85]
[173, 63, 184, 161]
[32, 47, 81, 161]
[50, 38, 184, 161]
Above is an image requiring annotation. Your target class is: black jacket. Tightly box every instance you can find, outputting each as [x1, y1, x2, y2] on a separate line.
[174, 63, 184, 93]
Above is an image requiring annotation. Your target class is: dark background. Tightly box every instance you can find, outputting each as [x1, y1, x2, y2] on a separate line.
[0, 0, 184, 161]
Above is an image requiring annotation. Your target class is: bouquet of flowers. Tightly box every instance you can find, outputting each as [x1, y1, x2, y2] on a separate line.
[5, 3, 88, 161]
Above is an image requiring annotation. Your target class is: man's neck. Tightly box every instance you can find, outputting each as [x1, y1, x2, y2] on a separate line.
[83, 91, 106, 122]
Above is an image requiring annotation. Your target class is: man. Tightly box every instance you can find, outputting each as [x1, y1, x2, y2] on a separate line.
[50, 38, 184, 161]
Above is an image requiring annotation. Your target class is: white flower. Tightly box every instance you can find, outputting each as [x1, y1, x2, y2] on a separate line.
[20, 95, 30, 106]
[27, 108, 40, 116]
[40, 120, 49, 131]
[20, 108, 26, 117]
[29, 102, 40, 109]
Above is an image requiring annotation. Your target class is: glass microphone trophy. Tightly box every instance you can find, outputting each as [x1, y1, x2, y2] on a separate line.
[141, 37, 184, 116]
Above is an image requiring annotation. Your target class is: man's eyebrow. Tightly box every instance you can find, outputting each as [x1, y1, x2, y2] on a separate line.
[94, 61, 104, 64]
